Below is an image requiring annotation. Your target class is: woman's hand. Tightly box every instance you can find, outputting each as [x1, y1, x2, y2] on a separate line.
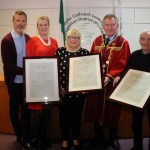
[61, 86, 65, 97]
[104, 76, 111, 87]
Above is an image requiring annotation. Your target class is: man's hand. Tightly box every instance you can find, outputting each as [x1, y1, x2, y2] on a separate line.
[113, 76, 121, 87]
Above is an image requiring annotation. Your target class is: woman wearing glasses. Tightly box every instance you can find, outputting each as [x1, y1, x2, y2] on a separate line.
[55, 29, 89, 150]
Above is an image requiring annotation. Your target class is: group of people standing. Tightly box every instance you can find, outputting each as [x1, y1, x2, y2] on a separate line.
[1, 9, 150, 150]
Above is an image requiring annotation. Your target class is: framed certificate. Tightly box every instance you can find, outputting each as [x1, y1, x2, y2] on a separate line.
[23, 57, 60, 104]
[66, 54, 104, 93]
[109, 69, 150, 108]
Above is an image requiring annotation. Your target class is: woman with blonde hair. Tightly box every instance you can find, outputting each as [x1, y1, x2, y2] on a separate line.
[26, 16, 58, 150]
[55, 29, 89, 150]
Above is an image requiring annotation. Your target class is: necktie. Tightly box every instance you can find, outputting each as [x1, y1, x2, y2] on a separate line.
[105, 38, 110, 46]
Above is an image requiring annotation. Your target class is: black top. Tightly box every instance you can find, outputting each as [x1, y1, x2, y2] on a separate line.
[128, 49, 150, 72]
[55, 47, 89, 90]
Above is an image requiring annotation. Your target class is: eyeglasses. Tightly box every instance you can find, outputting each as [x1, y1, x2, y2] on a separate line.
[68, 36, 80, 41]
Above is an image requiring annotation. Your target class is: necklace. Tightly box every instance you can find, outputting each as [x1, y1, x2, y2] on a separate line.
[38, 35, 51, 46]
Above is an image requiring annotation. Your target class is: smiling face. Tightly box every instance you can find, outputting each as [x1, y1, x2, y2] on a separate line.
[37, 16, 50, 37]
[140, 31, 150, 54]
[66, 29, 81, 51]
[102, 15, 118, 37]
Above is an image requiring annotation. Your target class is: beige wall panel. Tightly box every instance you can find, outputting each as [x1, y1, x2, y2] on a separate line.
[24, 9, 36, 25]
[35, 9, 59, 24]
[123, 24, 150, 52]
[135, 8, 150, 23]
[122, 8, 134, 24]
[0, 10, 15, 25]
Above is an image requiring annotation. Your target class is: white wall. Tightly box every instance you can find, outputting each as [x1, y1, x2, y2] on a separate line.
[0, 0, 150, 74]
[0, 0, 150, 8]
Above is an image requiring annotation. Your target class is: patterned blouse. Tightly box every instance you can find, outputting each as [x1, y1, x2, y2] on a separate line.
[55, 47, 89, 98]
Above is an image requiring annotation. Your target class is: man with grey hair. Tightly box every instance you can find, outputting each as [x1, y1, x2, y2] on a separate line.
[114, 30, 150, 150]
[85, 14, 131, 150]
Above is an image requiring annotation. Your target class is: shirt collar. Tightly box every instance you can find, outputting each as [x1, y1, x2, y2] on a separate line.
[11, 29, 25, 39]
[105, 34, 117, 41]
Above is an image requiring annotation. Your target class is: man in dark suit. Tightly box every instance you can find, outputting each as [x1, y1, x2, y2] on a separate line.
[1, 10, 33, 150]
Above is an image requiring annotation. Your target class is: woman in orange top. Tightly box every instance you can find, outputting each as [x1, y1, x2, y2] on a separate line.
[26, 16, 58, 150]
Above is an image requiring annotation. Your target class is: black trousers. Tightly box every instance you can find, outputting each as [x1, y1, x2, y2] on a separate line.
[131, 105, 150, 148]
[59, 95, 84, 141]
[7, 83, 31, 142]
[32, 109, 51, 146]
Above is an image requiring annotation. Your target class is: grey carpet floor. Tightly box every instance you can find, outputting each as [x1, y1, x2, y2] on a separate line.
[0, 134, 149, 150]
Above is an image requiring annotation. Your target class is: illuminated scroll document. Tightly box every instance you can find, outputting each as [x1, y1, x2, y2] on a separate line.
[67, 54, 103, 93]
[109, 69, 150, 108]
[24, 57, 60, 104]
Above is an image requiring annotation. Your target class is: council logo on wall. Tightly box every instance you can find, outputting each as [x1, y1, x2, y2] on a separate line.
[64, 11, 104, 51]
